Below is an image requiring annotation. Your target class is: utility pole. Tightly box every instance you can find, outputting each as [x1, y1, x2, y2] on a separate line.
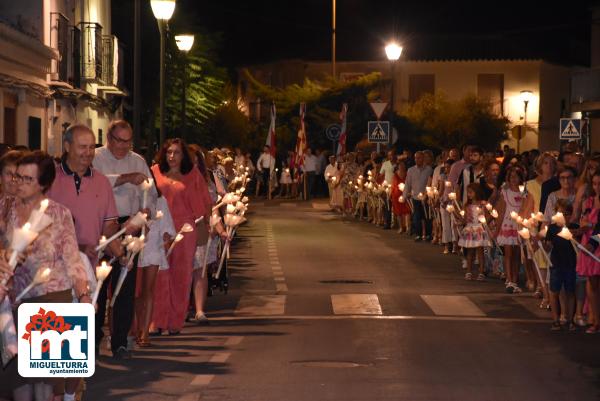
[133, 0, 141, 150]
[332, 0, 336, 80]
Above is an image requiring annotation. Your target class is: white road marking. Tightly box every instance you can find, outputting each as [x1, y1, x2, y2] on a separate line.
[272, 271, 284, 277]
[208, 315, 549, 323]
[190, 374, 214, 386]
[274, 276, 285, 282]
[209, 352, 231, 363]
[235, 295, 286, 315]
[224, 336, 244, 346]
[420, 295, 486, 317]
[276, 283, 289, 292]
[331, 294, 382, 315]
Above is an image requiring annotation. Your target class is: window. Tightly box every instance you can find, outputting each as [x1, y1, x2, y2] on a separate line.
[409, 74, 435, 103]
[477, 74, 504, 115]
[28, 117, 41, 150]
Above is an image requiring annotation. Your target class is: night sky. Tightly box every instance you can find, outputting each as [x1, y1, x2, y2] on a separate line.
[111, 0, 596, 94]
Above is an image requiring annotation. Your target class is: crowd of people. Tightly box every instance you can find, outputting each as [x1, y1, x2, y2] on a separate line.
[318, 143, 600, 334]
[0, 121, 249, 401]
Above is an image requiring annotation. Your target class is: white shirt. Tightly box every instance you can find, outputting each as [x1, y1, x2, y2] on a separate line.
[405, 165, 433, 198]
[256, 153, 275, 172]
[379, 160, 395, 184]
[304, 154, 318, 172]
[324, 164, 338, 180]
[93, 146, 156, 217]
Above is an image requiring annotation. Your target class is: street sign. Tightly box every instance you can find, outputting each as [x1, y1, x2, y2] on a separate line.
[560, 118, 582, 140]
[368, 121, 390, 143]
[369, 102, 388, 120]
[326, 123, 342, 141]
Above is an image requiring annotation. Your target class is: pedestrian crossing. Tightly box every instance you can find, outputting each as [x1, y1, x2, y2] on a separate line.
[225, 293, 548, 321]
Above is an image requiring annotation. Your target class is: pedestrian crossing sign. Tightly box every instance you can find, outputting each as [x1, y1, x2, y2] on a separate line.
[368, 121, 390, 143]
[560, 118, 581, 140]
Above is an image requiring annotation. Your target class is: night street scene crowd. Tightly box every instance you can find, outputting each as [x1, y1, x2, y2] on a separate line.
[0, 118, 600, 400]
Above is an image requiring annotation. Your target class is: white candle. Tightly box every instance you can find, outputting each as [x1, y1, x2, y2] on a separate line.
[551, 212, 566, 227]
[490, 209, 499, 219]
[91, 261, 112, 305]
[518, 228, 531, 240]
[485, 203, 493, 211]
[140, 178, 153, 209]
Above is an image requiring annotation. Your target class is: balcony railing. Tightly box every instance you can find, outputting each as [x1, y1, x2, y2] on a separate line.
[571, 68, 600, 104]
[101, 35, 118, 86]
[50, 13, 69, 82]
[78, 22, 103, 83]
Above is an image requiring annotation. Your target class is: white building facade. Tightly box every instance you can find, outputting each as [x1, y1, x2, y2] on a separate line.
[0, 0, 126, 156]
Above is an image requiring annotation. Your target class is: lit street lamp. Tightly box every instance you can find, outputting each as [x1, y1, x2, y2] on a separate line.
[518, 90, 533, 153]
[151, 0, 176, 147]
[385, 42, 402, 148]
[175, 34, 194, 136]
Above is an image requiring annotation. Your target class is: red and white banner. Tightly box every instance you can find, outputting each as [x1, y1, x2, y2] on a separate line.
[294, 103, 307, 167]
[337, 103, 348, 156]
[265, 103, 276, 157]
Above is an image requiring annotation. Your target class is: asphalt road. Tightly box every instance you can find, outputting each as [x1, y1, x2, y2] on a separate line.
[88, 199, 600, 401]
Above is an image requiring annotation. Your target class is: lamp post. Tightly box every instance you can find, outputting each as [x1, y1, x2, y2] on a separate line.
[519, 90, 533, 154]
[175, 34, 194, 137]
[385, 42, 402, 148]
[151, 0, 176, 147]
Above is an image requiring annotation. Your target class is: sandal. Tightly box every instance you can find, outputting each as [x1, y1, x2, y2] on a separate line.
[476, 273, 485, 281]
[585, 325, 599, 334]
[568, 323, 577, 332]
[465, 272, 473, 280]
[148, 329, 163, 337]
[550, 321, 562, 331]
[538, 299, 549, 309]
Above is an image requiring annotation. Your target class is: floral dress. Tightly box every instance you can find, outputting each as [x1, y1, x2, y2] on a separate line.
[458, 204, 491, 248]
[497, 188, 523, 246]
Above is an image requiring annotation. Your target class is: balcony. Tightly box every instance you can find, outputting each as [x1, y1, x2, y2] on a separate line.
[78, 22, 103, 83]
[571, 68, 600, 112]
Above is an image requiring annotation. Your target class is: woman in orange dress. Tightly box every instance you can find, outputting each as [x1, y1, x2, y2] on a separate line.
[151, 138, 211, 335]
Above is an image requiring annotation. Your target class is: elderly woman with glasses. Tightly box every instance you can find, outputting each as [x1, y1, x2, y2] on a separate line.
[0, 151, 89, 401]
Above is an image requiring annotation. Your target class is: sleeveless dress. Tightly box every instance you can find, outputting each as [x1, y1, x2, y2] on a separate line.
[576, 196, 600, 276]
[391, 175, 411, 216]
[458, 204, 491, 248]
[497, 188, 523, 246]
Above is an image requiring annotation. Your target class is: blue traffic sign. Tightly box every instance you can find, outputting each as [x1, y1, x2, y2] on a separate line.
[560, 118, 581, 140]
[368, 121, 390, 143]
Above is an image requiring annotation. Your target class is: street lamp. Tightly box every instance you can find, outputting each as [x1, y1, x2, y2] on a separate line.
[175, 34, 194, 136]
[151, 0, 176, 147]
[385, 42, 402, 148]
[518, 90, 533, 153]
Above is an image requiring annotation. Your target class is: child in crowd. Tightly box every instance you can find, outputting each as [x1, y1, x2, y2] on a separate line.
[457, 183, 491, 281]
[278, 161, 292, 198]
[544, 199, 577, 331]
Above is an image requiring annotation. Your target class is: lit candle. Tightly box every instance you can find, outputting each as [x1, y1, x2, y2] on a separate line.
[91, 261, 112, 306]
[490, 209, 499, 219]
[485, 203, 493, 211]
[551, 212, 566, 227]
[140, 178, 154, 209]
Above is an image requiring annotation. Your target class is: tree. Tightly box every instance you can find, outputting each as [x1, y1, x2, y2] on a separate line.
[402, 92, 509, 152]
[161, 31, 228, 144]
[243, 71, 397, 157]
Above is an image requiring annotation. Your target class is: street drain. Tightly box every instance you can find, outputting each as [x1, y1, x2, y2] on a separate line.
[319, 280, 373, 284]
[290, 361, 371, 368]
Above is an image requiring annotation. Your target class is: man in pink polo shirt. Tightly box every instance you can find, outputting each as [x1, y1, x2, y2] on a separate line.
[47, 124, 125, 401]
[48, 124, 123, 265]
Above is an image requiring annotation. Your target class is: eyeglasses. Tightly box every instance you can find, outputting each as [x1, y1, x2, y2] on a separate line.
[110, 133, 133, 145]
[12, 173, 36, 184]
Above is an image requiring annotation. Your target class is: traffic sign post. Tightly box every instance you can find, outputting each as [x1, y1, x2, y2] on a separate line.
[560, 118, 582, 140]
[326, 123, 342, 155]
[368, 121, 390, 151]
